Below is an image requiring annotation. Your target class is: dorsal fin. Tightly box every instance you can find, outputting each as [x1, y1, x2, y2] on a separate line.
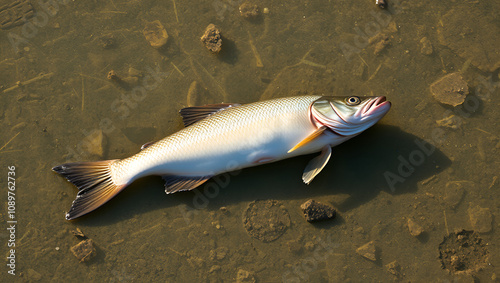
[179, 103, 240, 127]
[140, 141, 156, 150]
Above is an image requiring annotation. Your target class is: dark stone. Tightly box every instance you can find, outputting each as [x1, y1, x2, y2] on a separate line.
[300, 199, 336, 222]
[201, 24, 222, 53]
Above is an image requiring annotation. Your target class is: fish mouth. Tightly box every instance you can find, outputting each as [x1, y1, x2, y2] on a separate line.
[363, 96, 391, 116]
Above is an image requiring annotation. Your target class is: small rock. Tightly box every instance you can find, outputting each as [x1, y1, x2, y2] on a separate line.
[407, 218, 424, 237]
[82, 130, 107, 158]
[70, 239, 96, 262]
[300, 199, 336, 222]
[201, 24, 222, 53]
[70, 228, 85, 239]
[385, 260, 400, 276]
[143, 20, 168, 48]
[236, 269, 256, 283]
[444, 182, 465, 209]
[420, 37, 433, 55]
[356, 241, 376, 261]
[107, 70, 120, 81]
[468, 204, 492, 233]
[430, 73, 469, 106]
[239, 2, 260, 18]
[373, 36, 390, 55]
[128, 67, 143, 78]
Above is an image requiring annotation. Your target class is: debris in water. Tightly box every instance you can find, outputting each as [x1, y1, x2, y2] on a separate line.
[430, 73, 468, 106]
[239, 2, 260, 19]
[81, 130, 107, 158]
[143, 20, 169, 48]
[201, 24, 223, 53]
[0, 0, 34, 30]
[300, 199, 336, 222]
[236, 269, 256, 283]
[107, 70, 120, 81]
[70, 239, 96, 262]
[436, 115, 461, 130]
[70, 228, 86, 239]
[468, 204, 492, 233]
[420, 37, 433, 55]
[373, 36, 390, 55]
[385, 260, 401, 277]
[407, 218, 425, 237]
[443, 181, 465, 209]
[356, 241, 376, 261]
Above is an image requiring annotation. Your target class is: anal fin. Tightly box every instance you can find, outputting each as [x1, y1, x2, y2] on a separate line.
[302, 145, 332, 184]
[162, 175, 212, 194]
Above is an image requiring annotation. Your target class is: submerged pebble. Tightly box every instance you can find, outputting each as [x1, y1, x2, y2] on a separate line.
[468, 204, 492, 233]
[356, 241, 376, 261]
[201, 24, 223, 53]
[143, 20, 168, 48]
[300, 199, 336, 222]
[407, 218, 425, 237]
[70, 239, 96, 262]
[430, 73, 468, 106]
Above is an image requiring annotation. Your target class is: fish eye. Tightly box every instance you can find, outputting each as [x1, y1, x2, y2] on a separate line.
[345, 96, 361, 106]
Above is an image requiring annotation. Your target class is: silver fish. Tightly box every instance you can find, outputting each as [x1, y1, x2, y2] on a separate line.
[53, 95, 391, 220]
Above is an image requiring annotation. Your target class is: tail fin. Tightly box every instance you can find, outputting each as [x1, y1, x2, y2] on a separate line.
[52, 160, 126, 220]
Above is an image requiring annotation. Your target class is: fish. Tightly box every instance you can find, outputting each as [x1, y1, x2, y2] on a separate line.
[53, 95, 391, 220]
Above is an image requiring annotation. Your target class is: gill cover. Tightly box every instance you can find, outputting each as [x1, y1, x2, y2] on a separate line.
[310, 96, 391, 137]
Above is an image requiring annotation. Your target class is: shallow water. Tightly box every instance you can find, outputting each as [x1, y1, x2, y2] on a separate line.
[1, 0, 499, 282]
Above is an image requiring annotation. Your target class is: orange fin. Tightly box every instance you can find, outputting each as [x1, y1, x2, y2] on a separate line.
[52, 160, 126, 220]
[302, 145, 332, 184]
[179, 103, 240, 127]
[288, 126, 327, 153]
[162, 175, 212, 194]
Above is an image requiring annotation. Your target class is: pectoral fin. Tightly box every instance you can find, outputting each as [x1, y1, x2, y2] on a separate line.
[162, 175, 212, 194]
[288, 126, 327, 153]
[302, 145, 332, 184]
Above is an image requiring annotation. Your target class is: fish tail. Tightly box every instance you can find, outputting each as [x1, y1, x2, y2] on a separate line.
[52, 159, 127, 220]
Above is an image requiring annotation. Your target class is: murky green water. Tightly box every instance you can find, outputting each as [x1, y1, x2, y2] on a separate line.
[1, 0, 499, 282]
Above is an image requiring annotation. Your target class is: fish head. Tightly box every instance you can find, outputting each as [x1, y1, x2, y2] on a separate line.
[310, 96, 391, 137]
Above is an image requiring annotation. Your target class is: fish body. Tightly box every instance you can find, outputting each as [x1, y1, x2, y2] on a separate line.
[114, 96, 335, 183]
[53, 95, 391, 220]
